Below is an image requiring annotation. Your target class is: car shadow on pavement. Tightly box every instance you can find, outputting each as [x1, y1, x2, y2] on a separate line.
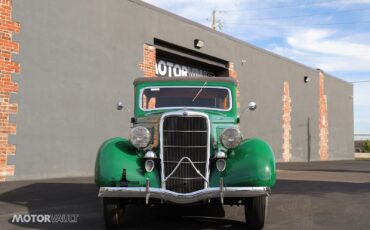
[3, 179, 368, 229]
[0, 182, 103, 229]
[0, 181, 246, 230]
[121, 205, 246, 230]
[278, 168, 370, 173]
[276, 160, 370, 173]
[273, 179, 370, 195]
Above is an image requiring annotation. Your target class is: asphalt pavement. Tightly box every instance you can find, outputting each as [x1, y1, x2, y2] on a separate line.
[0, 160, 369, 230]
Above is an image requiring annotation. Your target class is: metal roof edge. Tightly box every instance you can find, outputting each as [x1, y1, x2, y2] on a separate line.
[128, 0, 351, 86]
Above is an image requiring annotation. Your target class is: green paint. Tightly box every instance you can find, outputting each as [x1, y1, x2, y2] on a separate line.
[210, 138, 276, 187]
[95, 79, 276, 190]
[134, 80, 238, 120]
[95, 137, 160, 187]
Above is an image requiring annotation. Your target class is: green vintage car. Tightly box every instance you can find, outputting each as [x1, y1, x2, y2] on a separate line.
[95, 77, 276, 229]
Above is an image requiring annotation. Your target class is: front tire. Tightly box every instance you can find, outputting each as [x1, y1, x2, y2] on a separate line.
[103, 198, 125, 229]
[244, 196, 267, 229]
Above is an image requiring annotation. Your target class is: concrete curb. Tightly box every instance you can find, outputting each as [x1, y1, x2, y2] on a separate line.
[354, 152, 370, 160]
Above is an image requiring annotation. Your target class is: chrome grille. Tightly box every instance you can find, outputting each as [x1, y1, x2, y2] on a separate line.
[162, 115, 208, 193]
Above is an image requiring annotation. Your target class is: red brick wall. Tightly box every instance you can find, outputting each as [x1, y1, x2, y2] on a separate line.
[282, 81, 292, 162]
[319, 71, 329, 160]
[0, 0, 19, 182]
[228, 62, 240, 109]
[139, 46, 240, 109]
[139, 44, 156, 77]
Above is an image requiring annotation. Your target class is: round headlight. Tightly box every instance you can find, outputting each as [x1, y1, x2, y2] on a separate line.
[220, 127, 242, 149]
[130, 126, 151, 148]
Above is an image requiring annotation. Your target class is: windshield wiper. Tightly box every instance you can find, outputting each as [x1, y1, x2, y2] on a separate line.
[192, 81, 208, 102]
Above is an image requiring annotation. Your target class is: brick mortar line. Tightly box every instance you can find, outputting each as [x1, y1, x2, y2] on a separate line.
[0, 0, 19, 182]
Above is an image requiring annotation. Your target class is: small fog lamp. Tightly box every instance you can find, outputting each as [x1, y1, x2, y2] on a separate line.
[214, 151, 226, 159]
[145, 159, 155, 172]
[144, 150, 156, 159]
[216, 159, 226, 172]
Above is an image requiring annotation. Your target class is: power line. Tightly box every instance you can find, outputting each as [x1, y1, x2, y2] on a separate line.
[223, 7, 370, 22]
[225, 0, 340, 12]
[272, 53, 370, 58]
[223, 19, 370, 27]
[351, 80, 370, 83]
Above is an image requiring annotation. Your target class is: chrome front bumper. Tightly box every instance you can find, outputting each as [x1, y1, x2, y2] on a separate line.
[98, 186, 270, 204]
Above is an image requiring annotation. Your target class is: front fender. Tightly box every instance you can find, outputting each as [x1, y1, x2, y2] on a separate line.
[210, 138, 276, 187]
[94, 137, 160, 188]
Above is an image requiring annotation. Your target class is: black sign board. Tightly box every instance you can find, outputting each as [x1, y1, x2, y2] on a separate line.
[155, 58, 216, 77]
[155, 49, 227, 77]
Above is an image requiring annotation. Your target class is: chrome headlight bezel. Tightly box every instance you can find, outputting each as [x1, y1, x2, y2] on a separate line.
[130, 126, 151, 149]
[220, 127, 242, 149]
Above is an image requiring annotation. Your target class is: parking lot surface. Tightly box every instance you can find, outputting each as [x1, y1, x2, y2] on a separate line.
[0, 160, 369, 229]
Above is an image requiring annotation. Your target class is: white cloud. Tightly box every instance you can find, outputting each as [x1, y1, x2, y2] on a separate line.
[144, 0, 245, 29]
[310, 0, 370, 9]
[287, 29, 370, 58]
[270, 29, 370, 72]
[145, 0, 370, 132]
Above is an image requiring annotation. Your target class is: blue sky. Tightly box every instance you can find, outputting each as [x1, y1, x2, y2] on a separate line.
[144, 0, 370, 135]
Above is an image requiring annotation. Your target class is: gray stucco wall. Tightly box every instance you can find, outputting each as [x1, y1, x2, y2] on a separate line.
[9, 0, 353, 180]
[325, 75, 354, 159]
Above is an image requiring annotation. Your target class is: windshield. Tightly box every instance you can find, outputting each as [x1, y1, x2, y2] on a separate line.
[140, 86, 231, 111]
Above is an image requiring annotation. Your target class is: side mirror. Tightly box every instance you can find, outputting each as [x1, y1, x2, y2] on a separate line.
[240, 101, 257, 117]
[248, 101, 257, 111]
[117, 101, 124, 110]
[116, 101, 130, 113]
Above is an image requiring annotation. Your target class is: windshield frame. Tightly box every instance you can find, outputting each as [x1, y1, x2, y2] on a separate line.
[139, 86, 233, 112]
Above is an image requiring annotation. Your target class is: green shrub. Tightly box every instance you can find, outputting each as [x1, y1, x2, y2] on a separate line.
[363, 140, 370, 152]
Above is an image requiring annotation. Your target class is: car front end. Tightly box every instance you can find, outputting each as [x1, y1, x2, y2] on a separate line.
[95, 77, 275, 229]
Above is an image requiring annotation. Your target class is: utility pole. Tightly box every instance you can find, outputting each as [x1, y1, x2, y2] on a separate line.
[212, 10, 216, 30]
[209, 9, 223, 31]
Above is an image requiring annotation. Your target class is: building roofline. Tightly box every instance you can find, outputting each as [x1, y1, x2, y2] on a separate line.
[133, 77, 237, 85]
[129, 0, 351, 85]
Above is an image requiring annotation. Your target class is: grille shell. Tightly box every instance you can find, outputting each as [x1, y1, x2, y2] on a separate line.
[161, 115, 209, 194]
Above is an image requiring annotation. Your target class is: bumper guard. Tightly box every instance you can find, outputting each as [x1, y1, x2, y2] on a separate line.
[98, 184, 270, 205]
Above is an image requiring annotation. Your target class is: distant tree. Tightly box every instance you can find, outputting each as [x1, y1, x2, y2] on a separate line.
[363, 140, 370, 152]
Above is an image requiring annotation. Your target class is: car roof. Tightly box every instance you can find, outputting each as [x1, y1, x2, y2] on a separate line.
[133, 77, 237, 86]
